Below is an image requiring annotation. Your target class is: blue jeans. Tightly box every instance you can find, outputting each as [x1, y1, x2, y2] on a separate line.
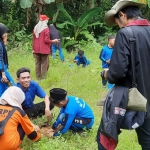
[97, 117, 150, 150]
[52, 44, 64, 61]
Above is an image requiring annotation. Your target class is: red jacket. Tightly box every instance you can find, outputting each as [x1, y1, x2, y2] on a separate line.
[32, 28, 52, 54]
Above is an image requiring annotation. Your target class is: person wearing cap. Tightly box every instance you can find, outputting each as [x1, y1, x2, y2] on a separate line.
[0, 86, 40, 150]
[96, 0, 150, 149]
[74, 50, 90, 67]
[0, 23, 15, 97]
[32, 14, 60, 79]
[49, 88, 94, 136]
[16, 67, 54, 121]
[49, 24, 64, 62]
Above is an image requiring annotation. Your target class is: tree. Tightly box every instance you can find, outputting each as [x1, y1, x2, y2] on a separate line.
[56, 4, 102, 41]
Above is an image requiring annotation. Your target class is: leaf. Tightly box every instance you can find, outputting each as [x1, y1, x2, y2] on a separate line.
[77, 7, 101, 28]
[147, 0, 150, 7]
[20, 0, 32, 8]
[88, 21, 103, 27]
[57, 21, 75, 29]
[132, 0, 147, 4]
[57, 4, 75, 24]
[44, 0, 55, 4]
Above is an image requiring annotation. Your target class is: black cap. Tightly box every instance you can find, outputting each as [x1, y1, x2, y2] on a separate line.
[49, 88, 67, 104]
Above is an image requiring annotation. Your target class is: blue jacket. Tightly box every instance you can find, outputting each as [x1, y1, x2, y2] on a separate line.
[0, 42, 14, 90]
[99, 45, 113, 68]
[74, 54, 90, 67]
[52, 96, 94, 135]
[17, 81, 46, 108]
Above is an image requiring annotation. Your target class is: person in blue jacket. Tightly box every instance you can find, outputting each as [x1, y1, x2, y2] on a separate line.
[0, 23, 15, 96]
[99, 35, 115, 89]
[16, 67, 54, 120]
[74, 50, 90, 67]
[49, 88, 94, 136]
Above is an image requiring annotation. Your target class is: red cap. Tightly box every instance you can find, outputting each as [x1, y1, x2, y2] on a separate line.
[40, 15, 49, 21]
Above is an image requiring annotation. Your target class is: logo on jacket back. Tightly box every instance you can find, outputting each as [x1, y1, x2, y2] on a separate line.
[0, 109, 10, 117]
[114, 107, 126, 116]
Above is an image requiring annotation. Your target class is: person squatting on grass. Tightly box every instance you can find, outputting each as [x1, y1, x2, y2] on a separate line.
[49, 88, 94, 136]
[0, 86, 40, 150]
[97, 0, 150, 149]
[74, 50, 90, 67]
[0, 23, 15, 96]
[49, 24, 64, 62]
[32, 14, 60, 79]
[99, 35, 115, 89]
[16, 67, 54, 122]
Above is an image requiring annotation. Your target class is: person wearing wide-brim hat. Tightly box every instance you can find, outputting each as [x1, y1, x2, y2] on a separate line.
[96, 0, 150, 150]
[48, 88, 94, 136]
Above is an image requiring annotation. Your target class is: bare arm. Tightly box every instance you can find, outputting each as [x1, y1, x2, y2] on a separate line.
[44, 95, 51, 121]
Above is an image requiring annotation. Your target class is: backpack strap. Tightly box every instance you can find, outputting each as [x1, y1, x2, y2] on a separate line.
[0, 107, 17, 135]
[125, 27, 137, 88]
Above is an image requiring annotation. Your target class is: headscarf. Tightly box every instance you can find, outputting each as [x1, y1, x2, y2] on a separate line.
[0, 86, 25, 109]
[33, 20, 48, 38]
[49, 24, 62, 49]
[0, 23, 8, 40]
[0, 23, 9, 67]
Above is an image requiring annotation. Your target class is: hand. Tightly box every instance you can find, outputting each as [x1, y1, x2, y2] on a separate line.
[45, 108, 51, 121]
[32, 124, 40, 132]
[1, 73, 9, 83]
[104, 68, 109, 79]
[106, 59, 110, 64]
[52, 39, 60, 43]
[74, 60, 77, 63]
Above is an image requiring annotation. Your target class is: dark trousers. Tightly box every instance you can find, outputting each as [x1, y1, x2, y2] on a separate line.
[96, 117, 150, 150]
[102, 79, 107, 86]
[100, 71, 107, 86]
[136, 117, 150, 150]
[23, 101, 54, 119]
[34, 53, 49, 79]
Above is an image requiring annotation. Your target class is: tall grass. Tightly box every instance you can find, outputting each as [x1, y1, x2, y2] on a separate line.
[8, 43, 141, 150]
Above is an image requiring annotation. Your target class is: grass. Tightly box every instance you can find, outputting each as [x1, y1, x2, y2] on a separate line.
[8, 42, 141, 150]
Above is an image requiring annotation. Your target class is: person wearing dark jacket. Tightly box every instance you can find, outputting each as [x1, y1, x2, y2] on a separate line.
[97, 0, 150, 150]
[0, 23, 15, 96]
[49, 24, 64, 62]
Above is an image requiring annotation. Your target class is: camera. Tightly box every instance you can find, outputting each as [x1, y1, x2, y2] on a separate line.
[100, 71, 105, 79]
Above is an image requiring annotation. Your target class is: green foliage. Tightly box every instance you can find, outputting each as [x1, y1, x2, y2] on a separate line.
[57, 4, 102, 41]
[57, 4, 75, 25]
[44, 0, 55, 4]
[19, 0, 56, 8]
[20, 0, 32, 8]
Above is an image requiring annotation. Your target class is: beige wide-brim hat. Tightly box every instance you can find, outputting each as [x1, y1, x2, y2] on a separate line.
[105, 0, 146, 26]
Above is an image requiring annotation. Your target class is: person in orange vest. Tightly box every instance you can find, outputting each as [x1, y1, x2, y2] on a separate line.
[0, 86, 40, 150]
